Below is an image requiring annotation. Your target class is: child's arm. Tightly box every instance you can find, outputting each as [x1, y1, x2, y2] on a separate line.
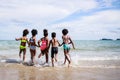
[15, 38, 21, 41]
[34, 38, 38, 47]
[58, 40, 63, 47]
[57, 40, 61, 47]
[37, 39, 41, 47]
[48, 40, 51, 50]
[27, 38, 31, 47]
[26, 38, 30, 47]
[46, 37, 49, 48]
[45, 37, 50, 51]
[59, 36, 64, 46]
[69, 37, 75, 49]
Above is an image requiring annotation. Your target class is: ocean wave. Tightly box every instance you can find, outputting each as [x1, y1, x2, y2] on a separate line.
[71, 55, 120, 61]
[78, 57, 120, 61]
[74, 46, 120, 51]
[73, 65, 120, 68]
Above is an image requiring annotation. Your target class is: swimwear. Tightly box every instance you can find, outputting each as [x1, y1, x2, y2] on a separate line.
[30, 46, 36, 50]
[40, 40, 47, 51]
[63, 44, 70, 50]
[51, 47, 58, 58]
[21, 39, 27, 43]
[29, 38, 34, 43]
[20, 45, 26, 49]
[29, 37, 36, 50]
[20, 39, 27, 49]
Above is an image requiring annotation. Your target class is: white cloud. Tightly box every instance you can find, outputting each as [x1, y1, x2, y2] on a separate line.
[0, 0, 98, 24]
[0, 0, 120, 40]
[50, 10, 120, 40]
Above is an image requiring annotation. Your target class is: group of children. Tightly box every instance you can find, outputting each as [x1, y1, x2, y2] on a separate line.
[16, 29, 75, 67]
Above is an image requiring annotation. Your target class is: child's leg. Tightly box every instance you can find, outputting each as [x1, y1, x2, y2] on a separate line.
[63, 50, 67, 64]
[67, 53, 71, 63]
[30, 49, 34, 63]
[51, 58, 54, 67]
[19, 49, 22, 59]
[55, 53, 57, 62]
[23, 49, 26, 62]
[45, 50, 49, 63]
[64, 50, 71, 67]
[51, 48, 54, 67]
[67, 49, 71, 63]
[38, 53, 42, 58]
[66, 55, 71, 67]
[33, 50, 36, 64]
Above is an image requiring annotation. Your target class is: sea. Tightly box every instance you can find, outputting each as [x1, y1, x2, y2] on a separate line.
[0, 40, 120, 68]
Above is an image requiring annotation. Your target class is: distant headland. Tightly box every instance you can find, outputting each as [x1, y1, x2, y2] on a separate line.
[116, 38, 120, 40]
[100, 38, 120, 41]
[100, 38, 113, 40]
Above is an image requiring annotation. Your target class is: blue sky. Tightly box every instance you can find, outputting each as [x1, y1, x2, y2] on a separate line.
[0, 0, 120, 40]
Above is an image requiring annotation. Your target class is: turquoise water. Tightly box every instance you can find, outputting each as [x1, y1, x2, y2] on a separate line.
[0, 40, 120, 67]
[0, 40, 120, 60]
[72, 40, 120, 60]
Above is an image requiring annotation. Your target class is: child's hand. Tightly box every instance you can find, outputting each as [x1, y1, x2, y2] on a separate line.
[37, 45, 40, 47]
[15, 38, 18, 41]
[15, 38, 21, 41]
[59, 44, 62, 47]
[59, 43, 63, 47]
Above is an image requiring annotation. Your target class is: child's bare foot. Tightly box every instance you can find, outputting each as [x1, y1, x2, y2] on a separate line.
[61, 62, 66, 66]
[52, 64, 54, 67]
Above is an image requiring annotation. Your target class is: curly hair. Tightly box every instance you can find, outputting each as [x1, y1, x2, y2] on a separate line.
[31, 29, 38, 36]
[43, 29, 48, 37]
[62, 29, 68, 35]
[51, 32, 56, 38]
[23, 29, 29, 36]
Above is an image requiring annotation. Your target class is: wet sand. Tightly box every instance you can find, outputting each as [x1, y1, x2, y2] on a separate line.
[0, 63, 120, 80]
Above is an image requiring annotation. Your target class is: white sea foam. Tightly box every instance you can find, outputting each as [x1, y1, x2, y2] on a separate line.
[0, 60, 6, 63]
[75, 56, 120, 61]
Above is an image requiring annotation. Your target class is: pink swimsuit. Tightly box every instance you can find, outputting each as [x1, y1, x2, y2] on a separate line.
[40, 40, 47, 51]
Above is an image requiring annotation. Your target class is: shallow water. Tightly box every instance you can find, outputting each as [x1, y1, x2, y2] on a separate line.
[0, 40, 120, 68]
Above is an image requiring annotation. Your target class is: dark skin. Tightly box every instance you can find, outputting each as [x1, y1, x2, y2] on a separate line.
[61, 35, 75, 67]
[15, 36, 29, 62]
[38, 37, 49, 63]
[29, 36, 37, 64]
[48, 38, 61, 67]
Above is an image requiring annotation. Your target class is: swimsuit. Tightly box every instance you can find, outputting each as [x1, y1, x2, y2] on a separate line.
[29, 38, 36, 50]
[29, 38, 34, 43]
[63, 44, 70, 50]
[51, 47, 58, 58]
[20, 45, 26, 49]
[20, 39, 27, 49]
[30, 46, 36, 50]
[40, 40, 47, 51]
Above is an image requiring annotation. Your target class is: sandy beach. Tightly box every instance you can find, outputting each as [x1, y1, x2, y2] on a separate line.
[0, 62, 120, 80]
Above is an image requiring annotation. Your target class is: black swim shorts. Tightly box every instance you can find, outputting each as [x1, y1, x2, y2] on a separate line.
[51, 47, 58, 58]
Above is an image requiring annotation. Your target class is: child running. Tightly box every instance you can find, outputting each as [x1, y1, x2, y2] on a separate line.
[61, 29, 75, 67]
[48, 32, 60, 67]
[38, 29, 49, 65]
[15, 29, 29, 62]
[29, 29, 38, 65]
